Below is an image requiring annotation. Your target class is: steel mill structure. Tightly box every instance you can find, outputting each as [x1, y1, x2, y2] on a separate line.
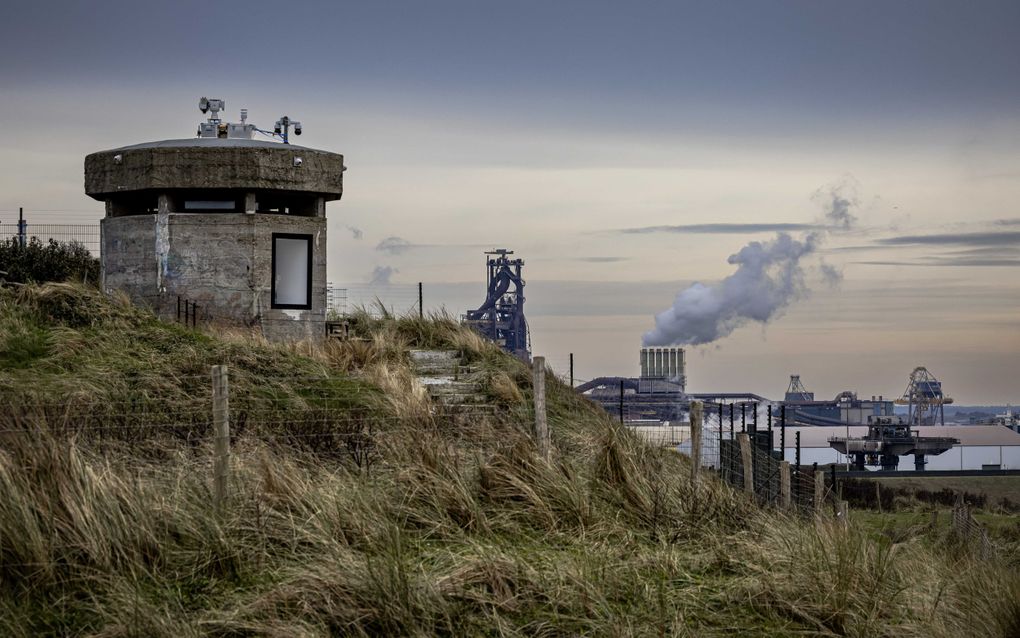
[896, 366, 953, 426]
[85, 98, 345, 341]
[464, 249, 530, 361]
[781, 375, 900, 427]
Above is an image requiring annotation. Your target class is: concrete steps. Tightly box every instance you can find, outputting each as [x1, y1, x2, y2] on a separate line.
[409, 349, 494, 415]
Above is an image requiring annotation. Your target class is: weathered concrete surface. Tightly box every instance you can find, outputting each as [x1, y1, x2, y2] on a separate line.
[101, 213, 327, 342]
[85, 138, 344, 200]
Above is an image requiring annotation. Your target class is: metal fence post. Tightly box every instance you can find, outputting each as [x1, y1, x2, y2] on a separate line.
[729, 403, 734, 439]
[212, 365, 230, 507]
[690, 401, 702, 484]
[780, 405, 786, 458]
[532, 356, 550, 461]
[418, 282, 423, 319]
[17, 207, 26, 248]
[619, 379, 625, 424]
[569, 352, 574, 388]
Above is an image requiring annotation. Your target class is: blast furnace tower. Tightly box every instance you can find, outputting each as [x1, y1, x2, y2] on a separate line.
[85, 98, 345, 341]
[464, 249, 530, 361]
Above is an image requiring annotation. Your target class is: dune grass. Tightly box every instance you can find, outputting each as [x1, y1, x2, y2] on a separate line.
[1, 283, 1018, 636]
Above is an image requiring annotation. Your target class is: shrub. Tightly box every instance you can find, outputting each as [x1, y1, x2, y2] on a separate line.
[0, 237, 99, 285]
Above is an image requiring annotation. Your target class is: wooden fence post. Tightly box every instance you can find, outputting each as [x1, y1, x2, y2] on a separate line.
[212, 365, 230, 507]
[737, 433, 753, 495]
[532, 356, 550, 461]
[690, 401, 702, 484]
[813, 470, 825, 514]
[780, 461, 791, 509]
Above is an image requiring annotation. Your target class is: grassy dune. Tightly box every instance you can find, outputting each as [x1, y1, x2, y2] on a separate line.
[1, 284, 1018, 637]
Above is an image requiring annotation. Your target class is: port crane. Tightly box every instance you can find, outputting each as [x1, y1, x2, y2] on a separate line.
[895, 366, 953, 426]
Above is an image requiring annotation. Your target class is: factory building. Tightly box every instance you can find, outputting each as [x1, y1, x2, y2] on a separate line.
[783, 376, 900, 427]
[85, 99, 344, 341]
[576, 347, 686, 422]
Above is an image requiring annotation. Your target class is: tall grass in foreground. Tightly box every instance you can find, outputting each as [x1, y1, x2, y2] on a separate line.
[2, 429, 1017, 637]
[1, 283, 1018, 636]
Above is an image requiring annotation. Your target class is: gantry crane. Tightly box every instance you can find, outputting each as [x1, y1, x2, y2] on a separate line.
[895, 366, 953, 426]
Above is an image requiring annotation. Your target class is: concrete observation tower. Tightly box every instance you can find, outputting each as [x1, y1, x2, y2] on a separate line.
[84, 98, 345, 341]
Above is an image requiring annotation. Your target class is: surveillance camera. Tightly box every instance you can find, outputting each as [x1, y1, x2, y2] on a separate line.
[274, 121, 282, 135]
[199, 97, 209, 113]
[293, 157, 303, 167]
[294, 122, 302, 135]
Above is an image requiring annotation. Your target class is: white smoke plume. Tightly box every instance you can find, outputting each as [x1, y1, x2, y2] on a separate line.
[642, 181, 858, 347]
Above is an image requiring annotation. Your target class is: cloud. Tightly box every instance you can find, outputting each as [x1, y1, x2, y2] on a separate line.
[346, 225, 364, 240]
[854, 258, 1020, 268]
[875, 231, 1020, 248]
[375, 236, 495, 255]
[618, 222, 819, 235]
[576, 256, 629, 263]
[368, 265, 398, 285]
[375, 236, 414, 255]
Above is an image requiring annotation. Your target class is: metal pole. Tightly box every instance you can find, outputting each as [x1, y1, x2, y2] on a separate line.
[780, 405, 786, 459]
[718, 402, 725, 470]
[741, 404, 746, 433]
[569, 352, 574, 388]
[690, 401, 702, 484]
[17, 207, 26, 248]
[767, 403, 774, 504]
[418, 282, 423, 319]
[619, 379, 625, 424]
[729, 403, 734, 439]
[192, 304, 198, 328]
[794, 430, 802, 507]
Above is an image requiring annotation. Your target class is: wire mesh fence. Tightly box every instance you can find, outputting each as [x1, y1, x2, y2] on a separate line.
[328, 283, 422, 319]
[0, 222, 100, 254]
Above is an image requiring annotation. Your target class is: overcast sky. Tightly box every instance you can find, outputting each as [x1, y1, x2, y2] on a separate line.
[2, 1, 1018, 403]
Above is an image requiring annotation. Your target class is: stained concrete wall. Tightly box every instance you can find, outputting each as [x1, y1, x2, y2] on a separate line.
[101, 213, 326, 342]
